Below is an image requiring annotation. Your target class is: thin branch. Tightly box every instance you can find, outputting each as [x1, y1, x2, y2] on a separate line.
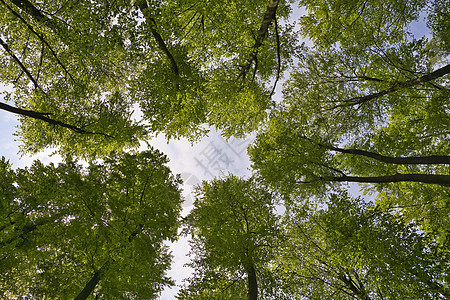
[371, 41, 418, 76]
[338, 74, 385, 83]
[81, 197, 96, 218]
[36, 42, 45, 82]
[0, 36, 39, 89]
[180, 13, 202, 41]
[19, 30, 31, 59]
[181, 11, 197, 33]
[2, 0, 75, 83]
[348, 0, 368, 27]
[252, 55, 258, 82]
[320, 163, 347, 177]
[139, 177, 150, 205]
[9, 0, 60, 30]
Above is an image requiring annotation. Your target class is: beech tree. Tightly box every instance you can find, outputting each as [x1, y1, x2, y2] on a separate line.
[179, 176, 286, 300]
[1, 0, 449, 298]
[0, 150, 182, 299]
[248, 0, 450, 235]
[278, 191, 449, 299]
[0, 0, 296, 157]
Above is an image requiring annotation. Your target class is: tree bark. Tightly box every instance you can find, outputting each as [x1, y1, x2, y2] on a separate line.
[74, 261, 109, 300]
[8, 0, 59, 30]
[335, 63, 450, 108]
[322, 173, 450, 186]
[239, 0, 279, 79]
[137, 2, 179, 76]
[299, 135, 450, 164]
[0, 102, 110, 136]
[246, 264, 258, 300]
[329, 145, 450, 164]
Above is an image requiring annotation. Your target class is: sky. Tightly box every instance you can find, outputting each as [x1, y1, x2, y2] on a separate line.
[148, 130, 255, 299]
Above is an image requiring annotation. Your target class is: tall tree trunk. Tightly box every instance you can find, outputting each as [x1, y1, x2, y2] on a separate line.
[239, 0, 279, 79]
[74, 261, 109, 300]
[246, 264, 258, 300]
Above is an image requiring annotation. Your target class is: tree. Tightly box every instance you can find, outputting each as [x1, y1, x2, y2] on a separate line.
[0, 150, 182, 299]
[0, 0, 297, 157]
[179, 175, 286, 300]
[248, 0, 450, 235]
[278, 191, 449, 299]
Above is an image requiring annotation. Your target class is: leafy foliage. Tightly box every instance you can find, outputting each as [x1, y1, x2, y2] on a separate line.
[1, 0, 449, 298]
[278, 191, 449, 299]
[0, 0, 298, 157]
[0, 150, 182, 299]
[179, 176, 285, 299]
[249, 0, 450, 237]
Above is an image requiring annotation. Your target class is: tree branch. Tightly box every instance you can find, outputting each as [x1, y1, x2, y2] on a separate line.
[0, 36, 39, 89]
[320, 173, 450, 186]
[330, 145, 450, 164]
[0, 102, 112, 137]
[332, 63, 450, 109]
[74, 260, 110, 300]
[2, 0, 75, 83]
[8, 0, 60, 30]
[338, 271, 371, 300]
[299, 135, 450, 164]
[269, 15, 281, 97]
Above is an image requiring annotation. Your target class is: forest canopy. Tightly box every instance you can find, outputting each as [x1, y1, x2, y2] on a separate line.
[0, 0, 449, 299]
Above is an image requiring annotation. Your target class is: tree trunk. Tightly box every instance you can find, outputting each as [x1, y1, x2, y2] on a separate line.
[239, 0, 279, 79]
[137, 1, 179, 76]
[323, 173, 450, 186]
[74, 261, 109, 300]
[246, 264, 258, 300]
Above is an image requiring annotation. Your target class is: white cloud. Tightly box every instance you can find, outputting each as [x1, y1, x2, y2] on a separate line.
[145, 129, 256, 297]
